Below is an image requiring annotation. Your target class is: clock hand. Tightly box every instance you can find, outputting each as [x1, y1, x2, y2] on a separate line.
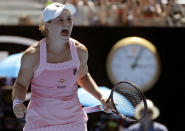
[131, 48, 144, 69]
[133, 64, 154, 68]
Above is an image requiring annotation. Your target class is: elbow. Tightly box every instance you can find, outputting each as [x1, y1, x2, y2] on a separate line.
[78, 73, 90, 86]
[78, 72, 90, 81]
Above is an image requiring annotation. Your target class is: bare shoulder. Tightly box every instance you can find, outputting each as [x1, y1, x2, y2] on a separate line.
[21, 41, 40, 69]
[16, 41, 40, 85]
[72, 38, 88, 63]
[71, 38, 88, 53]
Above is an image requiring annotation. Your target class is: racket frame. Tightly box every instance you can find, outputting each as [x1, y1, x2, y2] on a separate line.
[108, 81, 148, 122]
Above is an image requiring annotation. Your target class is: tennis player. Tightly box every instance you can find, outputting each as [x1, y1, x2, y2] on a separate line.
[12, 3, 111, 131]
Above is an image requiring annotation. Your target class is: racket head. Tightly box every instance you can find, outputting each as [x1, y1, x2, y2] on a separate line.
[109, 81, 148, 122]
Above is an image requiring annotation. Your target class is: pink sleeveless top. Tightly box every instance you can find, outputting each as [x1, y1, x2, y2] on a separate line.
[24, 38, 88, 131]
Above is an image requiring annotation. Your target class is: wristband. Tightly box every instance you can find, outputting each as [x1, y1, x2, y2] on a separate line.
[13, 98, 23, 109]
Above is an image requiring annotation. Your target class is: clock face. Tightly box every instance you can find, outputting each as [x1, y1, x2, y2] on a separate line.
[107, 37, 160, 92]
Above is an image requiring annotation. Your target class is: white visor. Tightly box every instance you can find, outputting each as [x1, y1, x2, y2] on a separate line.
[42, 3, 76, 23]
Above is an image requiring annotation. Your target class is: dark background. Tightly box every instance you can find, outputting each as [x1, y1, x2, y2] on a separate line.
[0, 26, 185, 131]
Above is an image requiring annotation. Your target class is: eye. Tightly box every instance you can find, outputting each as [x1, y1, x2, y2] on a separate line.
[58, 19, 63, 22]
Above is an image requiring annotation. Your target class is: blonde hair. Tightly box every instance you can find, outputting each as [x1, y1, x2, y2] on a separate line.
[38, 15, 49, 37]
[39, 23, 47, 36]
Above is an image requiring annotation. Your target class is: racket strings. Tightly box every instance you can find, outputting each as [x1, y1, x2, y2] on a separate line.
[113, 83, 146, 121]
[120, 89, 142, 106]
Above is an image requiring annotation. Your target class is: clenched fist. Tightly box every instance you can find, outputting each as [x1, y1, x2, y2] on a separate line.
[100, 98, 115, 113]
[13, 103, 26, 118]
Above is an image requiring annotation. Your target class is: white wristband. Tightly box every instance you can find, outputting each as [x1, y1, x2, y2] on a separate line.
[13, 98, 23, 109]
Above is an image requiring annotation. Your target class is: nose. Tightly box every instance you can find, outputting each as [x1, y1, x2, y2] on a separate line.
[62, 20, 71, 26]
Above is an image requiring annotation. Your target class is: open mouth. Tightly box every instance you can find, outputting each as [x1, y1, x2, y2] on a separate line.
[61, 29, 69, 36]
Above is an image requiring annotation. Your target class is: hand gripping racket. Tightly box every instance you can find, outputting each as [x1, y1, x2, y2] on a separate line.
[83, 81, 148, 123]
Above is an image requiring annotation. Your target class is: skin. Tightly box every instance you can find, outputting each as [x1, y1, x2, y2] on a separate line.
[12, 9, 112, 118]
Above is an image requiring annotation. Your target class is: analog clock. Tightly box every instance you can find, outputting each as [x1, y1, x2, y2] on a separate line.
[106, 37, 161, 92]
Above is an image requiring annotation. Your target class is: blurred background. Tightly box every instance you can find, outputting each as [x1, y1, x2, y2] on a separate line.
[0, 0, 185, 131]
[1, 0, 185, 26]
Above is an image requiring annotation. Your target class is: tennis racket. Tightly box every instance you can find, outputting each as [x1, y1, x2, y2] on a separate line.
[83, 81, 148, 123]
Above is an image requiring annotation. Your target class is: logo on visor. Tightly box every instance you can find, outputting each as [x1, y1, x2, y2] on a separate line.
[55, 4, 63, 8]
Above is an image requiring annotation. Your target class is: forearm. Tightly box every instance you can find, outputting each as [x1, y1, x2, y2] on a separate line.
[12, 81, 27, 101]
[78, 73, 104, 101]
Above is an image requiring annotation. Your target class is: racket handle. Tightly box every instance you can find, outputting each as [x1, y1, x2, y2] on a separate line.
[18, 114, 26, 124]
[83, 105, 104, 114]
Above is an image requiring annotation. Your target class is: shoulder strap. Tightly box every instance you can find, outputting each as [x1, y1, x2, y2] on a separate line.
[69, 38, 80, 67]
[39, 38, 47, 65]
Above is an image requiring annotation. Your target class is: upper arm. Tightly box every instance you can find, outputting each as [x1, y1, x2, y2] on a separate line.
[15, 48, 38, 89]
[76, 42, 89, 79]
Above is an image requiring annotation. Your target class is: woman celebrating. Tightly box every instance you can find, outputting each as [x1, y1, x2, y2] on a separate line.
[12, 3, 110, 131]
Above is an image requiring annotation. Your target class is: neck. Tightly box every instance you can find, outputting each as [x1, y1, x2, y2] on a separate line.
[46, 37, 70, 53]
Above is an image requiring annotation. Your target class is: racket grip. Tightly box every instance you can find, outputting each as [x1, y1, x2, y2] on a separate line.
[18, 114, 26, 124]
[83, 105, 104, 114]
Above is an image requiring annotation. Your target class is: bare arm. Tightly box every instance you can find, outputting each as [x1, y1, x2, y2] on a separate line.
[12, 48, 38, 101]
[78, 72, 104, 101]
[77, 43, 104, 101]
